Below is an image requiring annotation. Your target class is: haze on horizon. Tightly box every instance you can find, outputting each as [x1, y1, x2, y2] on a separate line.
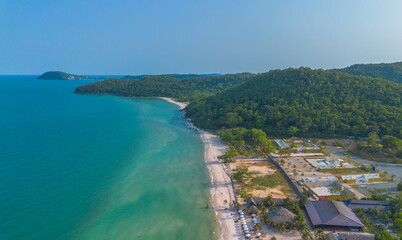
[0, 0, 401, 75]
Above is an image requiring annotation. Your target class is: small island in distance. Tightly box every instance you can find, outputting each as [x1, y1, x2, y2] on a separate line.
[37, 71, 98, 80]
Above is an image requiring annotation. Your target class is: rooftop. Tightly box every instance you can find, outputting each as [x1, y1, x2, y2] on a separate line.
[266, 207, 296, 224]
[305, 201, 364, 228]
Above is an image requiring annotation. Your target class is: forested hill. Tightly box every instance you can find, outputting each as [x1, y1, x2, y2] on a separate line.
[38, 71, 94, 80]
[332, 62, 402, 84]
[185, 68, 402, 138]
[75, 73, 254, 101]
[121, 73, 220, 80]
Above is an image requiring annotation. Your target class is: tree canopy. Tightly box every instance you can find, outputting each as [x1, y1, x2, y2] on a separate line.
[75, 73, 254, 101]
[332, 61, 402, 84]
[185, 68, 402, 138]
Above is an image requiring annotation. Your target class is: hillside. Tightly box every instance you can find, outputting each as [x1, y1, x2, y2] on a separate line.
[332, 62, 402, 84]
[37, 71, 95, 80]
[185, 68, 402, 138]
[75, 73, 254, 101]
[121, 73, 220, 80]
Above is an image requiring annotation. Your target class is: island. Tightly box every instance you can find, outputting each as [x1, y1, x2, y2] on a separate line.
[37, 71, 97, 80]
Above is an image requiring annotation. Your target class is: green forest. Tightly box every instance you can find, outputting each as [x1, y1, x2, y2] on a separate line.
[185, 68, 402, 138]
[121, 73, 219, 80]
[332, 62, 402, 84]
[75, 73, 254, 101]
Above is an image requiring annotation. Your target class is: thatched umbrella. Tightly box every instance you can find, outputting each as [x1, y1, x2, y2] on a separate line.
[266, 207, 296, 224]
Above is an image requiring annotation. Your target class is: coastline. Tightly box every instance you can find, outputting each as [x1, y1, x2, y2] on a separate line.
[160, 97, 237, 240]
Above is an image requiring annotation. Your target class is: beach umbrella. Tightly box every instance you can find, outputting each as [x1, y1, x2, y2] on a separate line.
[251, 214, 256, 217]
[240, 217, 245, 220]
[238, 210, 243, 214]
[256, 232, 261, 236]
[244, 230, 249, 234]
[245, 233, 251, 238]
[252, 219, 258, 223]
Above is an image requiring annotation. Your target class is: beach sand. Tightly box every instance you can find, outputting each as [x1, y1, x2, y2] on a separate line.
[160, 97, 238, 240]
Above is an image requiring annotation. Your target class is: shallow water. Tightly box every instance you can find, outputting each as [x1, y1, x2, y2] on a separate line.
[0, 76, 217, 240]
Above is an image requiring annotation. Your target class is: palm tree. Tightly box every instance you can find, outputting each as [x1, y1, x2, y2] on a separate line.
[390, 174, 396, 181]
[315, 229, 324, 240]
[254, 223, 263, 232]
[270, 237, 277, 240]
[286, 220, 294, 230]
[278, 221, 286, 233]
[301, 228, 311, 240]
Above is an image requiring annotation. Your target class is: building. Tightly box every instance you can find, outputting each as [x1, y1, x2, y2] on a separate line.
[304, 181, 355, 201]
[306, 156, 357, 170]
[305, 201, 364, 231]
[298, 176, 338, 185]
[346, 200, 390, 212]
[325, 232, 374, 240]
[341, 174, 387, 184]
[274, 139, 288, 149]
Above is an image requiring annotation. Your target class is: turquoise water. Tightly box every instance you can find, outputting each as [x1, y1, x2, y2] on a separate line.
[0, 76, 217, 240]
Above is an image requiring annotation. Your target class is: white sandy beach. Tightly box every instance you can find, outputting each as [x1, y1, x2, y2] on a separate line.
[160, 97, 238, 240]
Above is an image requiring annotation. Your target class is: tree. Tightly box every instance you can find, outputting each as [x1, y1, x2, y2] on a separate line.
[254, 223, 263, 232]
[314, 229, 324, 240]
[381, 135, 400, 150]
[367, 131, 379, 147]
[288, 126, 299, 136]
[270, 237, 277, 240]
[302, 228, 311, 240]
[299, 195, 309, 207]
[277, 221, 286, 233]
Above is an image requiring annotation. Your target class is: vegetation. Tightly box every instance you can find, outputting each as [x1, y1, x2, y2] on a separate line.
[217, 128, 275, 160]
[332, 61, 402, 84]
[121, 73, 219, 80]
[38, 71, 96, 80]
[355, 132, 402, 163]
[232, 163, 292, 199]
[185, 68, 401, 138]
[357, 189, 402, 239]
[75, 73, 254, 101]
[261, 197, 309, 234]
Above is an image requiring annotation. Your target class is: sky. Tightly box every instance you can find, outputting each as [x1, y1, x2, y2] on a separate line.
[0, 0, 401, 75]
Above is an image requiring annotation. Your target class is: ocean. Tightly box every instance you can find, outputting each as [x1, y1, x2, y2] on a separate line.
[0, 76, 217, 240]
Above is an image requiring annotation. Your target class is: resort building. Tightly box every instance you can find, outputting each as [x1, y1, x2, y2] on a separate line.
[306, 156, 357, 170]
[305, 201, 364, 231]
[304, 181, 355, 201]
[298, 176, 338, 185]
[274, 139, 288, 149]
[346, 200, 390, 212]
[341, 174, 387, 184]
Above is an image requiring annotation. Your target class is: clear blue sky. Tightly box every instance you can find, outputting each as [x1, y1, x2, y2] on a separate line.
[0, 0, 401, 75]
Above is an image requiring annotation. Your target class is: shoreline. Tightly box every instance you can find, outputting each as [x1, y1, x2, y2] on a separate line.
[160, 97, 237, 240]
